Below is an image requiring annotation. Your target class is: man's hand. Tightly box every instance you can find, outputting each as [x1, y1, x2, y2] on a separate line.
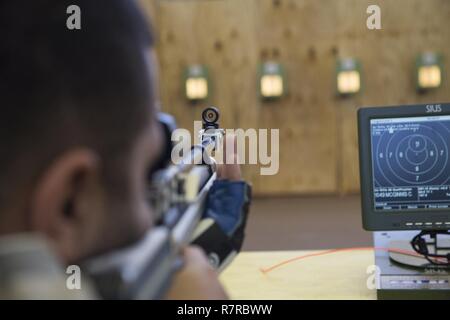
[165, 246, 229, 300]
[216, 134, 241, 181]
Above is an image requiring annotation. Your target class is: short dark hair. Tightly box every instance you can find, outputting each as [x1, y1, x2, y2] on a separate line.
[0, 0, 155, 209]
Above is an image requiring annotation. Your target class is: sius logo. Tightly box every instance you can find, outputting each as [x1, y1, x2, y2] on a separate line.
[426, 104, 442, 113]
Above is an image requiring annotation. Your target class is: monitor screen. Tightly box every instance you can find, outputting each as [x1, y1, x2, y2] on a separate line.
[370, 115, 450, 212]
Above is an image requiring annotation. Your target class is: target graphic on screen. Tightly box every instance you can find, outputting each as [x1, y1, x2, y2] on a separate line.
[372, 121, 450, 187]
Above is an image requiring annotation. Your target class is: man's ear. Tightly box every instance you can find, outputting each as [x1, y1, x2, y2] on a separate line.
[30, 149, 103, 264]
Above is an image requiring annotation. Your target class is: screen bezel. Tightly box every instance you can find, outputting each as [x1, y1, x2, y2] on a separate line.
[358, 103, 450, 231]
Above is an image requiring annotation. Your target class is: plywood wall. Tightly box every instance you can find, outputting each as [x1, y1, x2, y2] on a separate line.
[140, 0, 450, 195]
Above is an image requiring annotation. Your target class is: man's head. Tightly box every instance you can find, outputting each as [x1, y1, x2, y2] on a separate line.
[0, 0, 162, 263]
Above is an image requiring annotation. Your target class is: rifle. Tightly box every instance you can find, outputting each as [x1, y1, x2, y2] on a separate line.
[84, 107, 227, 299]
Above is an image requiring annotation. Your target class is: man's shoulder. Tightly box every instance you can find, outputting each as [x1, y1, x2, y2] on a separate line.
[0, 233, 96, 300]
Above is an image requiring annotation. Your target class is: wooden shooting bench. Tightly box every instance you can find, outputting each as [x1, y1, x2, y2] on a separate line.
[220, 250, 377, 300]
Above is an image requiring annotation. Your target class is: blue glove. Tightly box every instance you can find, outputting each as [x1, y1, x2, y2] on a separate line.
[203, 180, 250, 238]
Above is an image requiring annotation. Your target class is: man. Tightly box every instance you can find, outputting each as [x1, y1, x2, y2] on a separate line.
[0, 0, 243, 299]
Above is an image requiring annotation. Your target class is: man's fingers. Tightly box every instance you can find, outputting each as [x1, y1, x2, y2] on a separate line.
[217, 134, 241, 181]
[182, 246, 210, 267]
[165, 246, 229, 300]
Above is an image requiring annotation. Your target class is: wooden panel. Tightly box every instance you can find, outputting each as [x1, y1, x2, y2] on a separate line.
[138, 0, 157, 26]
[250, 0, 339, 194]
[335, 0, 450, 193]
[141, 0, 450, 195]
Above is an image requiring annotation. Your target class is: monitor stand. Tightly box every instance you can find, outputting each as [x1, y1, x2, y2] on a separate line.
[374, 231, 450, 300]
[388, 236, 450, 270]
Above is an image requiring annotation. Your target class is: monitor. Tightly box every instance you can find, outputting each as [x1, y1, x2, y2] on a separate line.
[358, 103, 450, 231]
